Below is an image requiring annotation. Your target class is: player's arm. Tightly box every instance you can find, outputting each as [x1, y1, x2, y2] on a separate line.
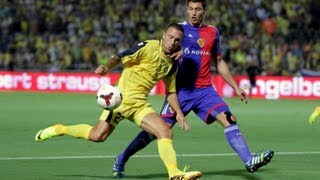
[95, 55, 121, 76]
[215, 56, 248, 103]
[95, 41, 147, 76]
[166, 92, 189, 130]
[163, 65, 189, 130]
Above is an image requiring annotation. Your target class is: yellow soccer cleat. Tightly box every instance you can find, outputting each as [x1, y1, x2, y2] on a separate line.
[35, 124, 63, 142]
[169, 171, 202, 180]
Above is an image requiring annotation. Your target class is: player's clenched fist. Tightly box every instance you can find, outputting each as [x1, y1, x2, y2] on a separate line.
[95, 65, 109, 76]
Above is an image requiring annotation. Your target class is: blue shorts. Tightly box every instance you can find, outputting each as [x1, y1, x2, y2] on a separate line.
[160, 86, 230, 125]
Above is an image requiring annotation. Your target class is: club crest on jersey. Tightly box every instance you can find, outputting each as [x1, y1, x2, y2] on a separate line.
[197, 38, 205, 48]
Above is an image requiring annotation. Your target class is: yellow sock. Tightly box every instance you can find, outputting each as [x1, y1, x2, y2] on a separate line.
[57, 124, 93, 140]
[157, 138, 181, 177]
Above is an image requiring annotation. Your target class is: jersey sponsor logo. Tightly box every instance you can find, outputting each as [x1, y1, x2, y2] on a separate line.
[197, 38, 205, 48]
[184, 47, 211, 56]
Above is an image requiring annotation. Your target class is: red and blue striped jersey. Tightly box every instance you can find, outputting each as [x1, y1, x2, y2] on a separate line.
[177, 21, 221, 89]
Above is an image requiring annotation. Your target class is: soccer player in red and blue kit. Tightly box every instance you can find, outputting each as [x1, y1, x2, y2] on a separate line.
[113, 0, 274, 178]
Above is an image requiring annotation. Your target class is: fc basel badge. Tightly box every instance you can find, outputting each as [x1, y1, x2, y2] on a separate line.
[197, 38, 205, 48]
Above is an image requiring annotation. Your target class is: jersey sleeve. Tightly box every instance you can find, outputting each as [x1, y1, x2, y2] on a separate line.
[116, 41, 147, 64]
[163, 63, 178, 93]
[212, 28, 222, 57]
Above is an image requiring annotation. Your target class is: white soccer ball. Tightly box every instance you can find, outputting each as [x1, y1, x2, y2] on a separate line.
[96, 84, 122, 110]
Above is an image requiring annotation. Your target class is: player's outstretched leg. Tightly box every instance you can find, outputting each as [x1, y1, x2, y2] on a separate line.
[156, 138, 202, 180]
[309, 107, 320, 125]
[35, 124, 63, 142]
[245, 150, 274, 173]
[35, 124, 93, 142]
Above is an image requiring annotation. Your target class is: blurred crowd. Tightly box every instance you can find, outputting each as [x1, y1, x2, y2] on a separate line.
[0, 0, 319, 75]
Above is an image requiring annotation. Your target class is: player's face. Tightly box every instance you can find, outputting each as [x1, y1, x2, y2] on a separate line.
[187, 2, 206, 26]
[162, 27, 183, 55]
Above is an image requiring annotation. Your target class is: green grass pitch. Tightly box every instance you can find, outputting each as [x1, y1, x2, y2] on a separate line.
[0, 92, 319, 180]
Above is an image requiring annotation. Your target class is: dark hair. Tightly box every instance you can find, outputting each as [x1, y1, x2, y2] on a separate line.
[187, 0, 207, 9]
[165, 22, 184, 34]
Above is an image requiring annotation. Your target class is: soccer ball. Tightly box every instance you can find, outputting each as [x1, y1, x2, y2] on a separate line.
[96, 84, 122, 110]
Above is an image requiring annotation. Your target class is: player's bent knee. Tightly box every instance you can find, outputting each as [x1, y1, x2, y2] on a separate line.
[155, 127, 173, 139]
[231, 115, 237, 123]
[224, 111, 237, 124]
[147, 132, 157, 141]
[90, 135, 107, 142]
[89, 130, 108, 142]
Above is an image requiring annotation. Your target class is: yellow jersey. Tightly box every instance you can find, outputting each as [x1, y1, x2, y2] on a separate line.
[117, 40, 177, 100]
[100, 40, 177, 127]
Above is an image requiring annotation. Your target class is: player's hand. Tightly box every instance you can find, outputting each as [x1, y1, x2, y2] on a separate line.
[170, 46, 183, 60]
[235, 88, 248, 104]
[95, 65, 108, 76]
[176, 112, 190, 131]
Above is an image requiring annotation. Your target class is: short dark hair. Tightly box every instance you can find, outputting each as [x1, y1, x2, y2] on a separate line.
[187, 0, 207, 9]
[165, 22, 184, 34]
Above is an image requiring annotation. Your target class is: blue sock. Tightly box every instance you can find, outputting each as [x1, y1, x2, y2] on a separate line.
[224, 124, 252, 164]
[117, 130, 156, 164]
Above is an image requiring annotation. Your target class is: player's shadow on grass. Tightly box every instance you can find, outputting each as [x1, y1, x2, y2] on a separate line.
[55, 175, 107, 179]
[57, 169, 271, 179]
[203, 169, 265, 180]
[126, 169, 271, 179]
[55, 173, 167, 179]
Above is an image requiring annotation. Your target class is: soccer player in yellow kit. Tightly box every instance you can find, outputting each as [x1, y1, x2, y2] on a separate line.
[310, 106, 320, 125]
[35, 23, 202, 180]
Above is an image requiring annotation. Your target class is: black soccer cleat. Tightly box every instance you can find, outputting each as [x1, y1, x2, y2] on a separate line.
[112, 157, 125, 178]
[245, 150, 274, 173]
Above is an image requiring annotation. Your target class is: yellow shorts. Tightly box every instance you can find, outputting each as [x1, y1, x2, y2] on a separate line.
[99, 98, 155, 127]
